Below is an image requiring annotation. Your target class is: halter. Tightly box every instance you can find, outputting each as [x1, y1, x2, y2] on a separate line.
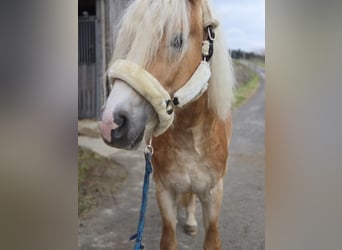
[108, 2, 218, 136]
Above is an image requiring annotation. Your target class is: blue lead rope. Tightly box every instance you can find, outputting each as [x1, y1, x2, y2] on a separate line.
[129, 147, 153, 250]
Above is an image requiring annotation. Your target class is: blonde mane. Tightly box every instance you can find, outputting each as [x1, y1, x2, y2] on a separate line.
[208, 25, 235, 119]
[111, 0, 190, 67]
[109, 0, 234, 120]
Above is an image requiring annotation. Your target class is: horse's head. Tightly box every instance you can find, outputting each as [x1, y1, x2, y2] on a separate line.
[99, 0, 209, 149]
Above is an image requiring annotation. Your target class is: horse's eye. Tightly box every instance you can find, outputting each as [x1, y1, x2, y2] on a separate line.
[171, 34, 184, 50]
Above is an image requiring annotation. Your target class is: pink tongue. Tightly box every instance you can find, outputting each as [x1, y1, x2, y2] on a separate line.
[98, 121, 118, 142]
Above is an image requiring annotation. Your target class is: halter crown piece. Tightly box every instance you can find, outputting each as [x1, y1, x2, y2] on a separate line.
[108, 1, 219, 136]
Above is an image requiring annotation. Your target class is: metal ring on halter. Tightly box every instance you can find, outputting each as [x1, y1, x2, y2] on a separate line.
[144, 138, 153, 155]
[207, 26, 215, 41]
[144, 145, 153, 155]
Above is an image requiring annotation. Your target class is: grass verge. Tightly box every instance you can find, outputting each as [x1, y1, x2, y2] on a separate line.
[234, 74, 260, 108]
[250, 58, 265, 69]
[78, 146, 127, 218]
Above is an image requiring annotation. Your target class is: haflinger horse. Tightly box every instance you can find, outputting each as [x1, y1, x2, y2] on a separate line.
[99, 0, 234, 249]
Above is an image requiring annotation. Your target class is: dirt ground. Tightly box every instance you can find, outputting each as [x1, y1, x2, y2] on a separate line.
[78, 67, 265, 250]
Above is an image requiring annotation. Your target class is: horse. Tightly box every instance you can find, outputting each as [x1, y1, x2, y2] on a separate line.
[99, 0, 234, 249]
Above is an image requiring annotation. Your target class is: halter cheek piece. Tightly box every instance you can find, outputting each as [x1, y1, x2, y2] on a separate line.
[202, 26, 215, 62]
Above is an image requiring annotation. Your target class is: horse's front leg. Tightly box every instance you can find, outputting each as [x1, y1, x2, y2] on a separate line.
[198, 179, 224, 250]
[156, 181, 178, 250]
[183, 192, 198, 235]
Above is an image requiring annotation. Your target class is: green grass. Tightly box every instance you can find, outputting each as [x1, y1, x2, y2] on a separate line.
[233, 60, 255, 86]
[250, 58, 265, 69]
[78, 146, 127, 217]
[78, 147, 97, 216]
[234, 74, 260, 107]
[232, 59, 261, 107]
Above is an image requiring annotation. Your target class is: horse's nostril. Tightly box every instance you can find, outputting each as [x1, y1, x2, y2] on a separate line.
[113, 112, 127, 128]
[112, 111, 129, 140]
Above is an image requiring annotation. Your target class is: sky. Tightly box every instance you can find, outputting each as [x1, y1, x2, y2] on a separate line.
[211, 0, 265, 52]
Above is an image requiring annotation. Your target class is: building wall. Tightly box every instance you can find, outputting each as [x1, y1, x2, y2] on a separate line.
[103, 0, 132, 97]
[105, 0, 132, 64]
[78, 0, 132, 119]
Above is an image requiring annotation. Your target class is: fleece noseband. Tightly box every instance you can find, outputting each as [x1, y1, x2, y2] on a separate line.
[108, 58, 212, 136]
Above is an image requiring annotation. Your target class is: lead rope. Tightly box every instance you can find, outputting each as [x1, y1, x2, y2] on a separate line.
[129, 140, 153, 250]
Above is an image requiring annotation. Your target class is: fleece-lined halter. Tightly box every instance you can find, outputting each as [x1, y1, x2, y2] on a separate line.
[108, 1, 219, 136]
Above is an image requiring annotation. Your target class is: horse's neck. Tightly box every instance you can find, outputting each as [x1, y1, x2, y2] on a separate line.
[173, 93, 214, 130]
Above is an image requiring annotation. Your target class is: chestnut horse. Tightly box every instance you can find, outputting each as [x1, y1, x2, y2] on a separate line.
[99, 0, 234, 249]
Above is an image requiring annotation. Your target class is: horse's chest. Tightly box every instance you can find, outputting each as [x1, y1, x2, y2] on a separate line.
[166, 151, 216, 194]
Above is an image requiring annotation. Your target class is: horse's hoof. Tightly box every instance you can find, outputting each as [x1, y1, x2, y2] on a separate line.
[184, 224, 198, 236]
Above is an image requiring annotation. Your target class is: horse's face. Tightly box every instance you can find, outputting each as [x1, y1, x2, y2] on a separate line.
[99, 1, 204, 149]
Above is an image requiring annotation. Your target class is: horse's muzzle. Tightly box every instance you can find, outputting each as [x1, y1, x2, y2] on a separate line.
[99, 108, 146, 150]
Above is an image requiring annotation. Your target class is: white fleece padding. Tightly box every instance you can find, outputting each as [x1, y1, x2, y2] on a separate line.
[108, 59, 174, 136]
[202, 41, 210, 56]
[173, 61, 211, 108]
[202, 0, 219, 28]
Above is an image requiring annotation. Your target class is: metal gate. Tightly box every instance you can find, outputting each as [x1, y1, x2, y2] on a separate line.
[78, 16, 98, 119]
